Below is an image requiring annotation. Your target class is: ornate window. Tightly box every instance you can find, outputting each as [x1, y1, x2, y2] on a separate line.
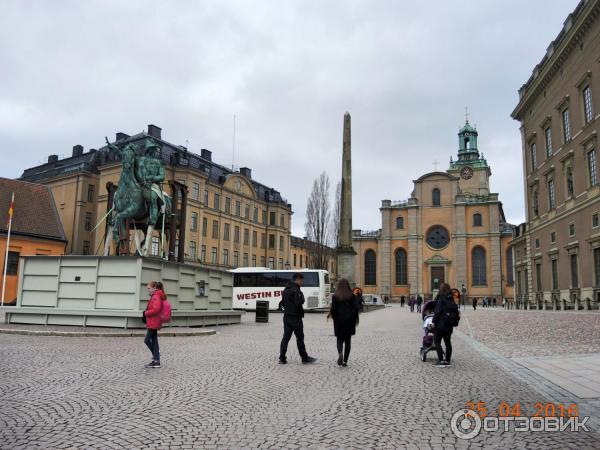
[395, 248, 407, 285]
[396, 216, 404, 229]
[548, 179, 556, 210]
[432, 188, 440, 206]
[473, 213, 482, 227]
[562, 108, 571, 142]
[588, 149, 598, 186]
[545, 127, 553, 158]
[530, 142, 537, 170]
[566, 167, 574, 198]
[551, 258, 558, 290]
[364, 250, 377, 285]
[426, 225, 450, 250]
[472, 246, 487, 286]
[570, 254, 579, 288]
[583, 85, 593, 124]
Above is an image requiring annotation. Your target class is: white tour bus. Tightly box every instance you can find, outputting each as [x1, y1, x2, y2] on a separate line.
[231, 268, 331, 311]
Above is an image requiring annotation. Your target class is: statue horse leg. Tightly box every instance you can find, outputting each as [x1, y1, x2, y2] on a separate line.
[142, 195, 161, 257]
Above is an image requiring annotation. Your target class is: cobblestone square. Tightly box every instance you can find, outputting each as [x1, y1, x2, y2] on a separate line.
[1, 307, 598, 449]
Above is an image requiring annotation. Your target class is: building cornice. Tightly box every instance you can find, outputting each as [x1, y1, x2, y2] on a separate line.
[512, 0, 600, 120]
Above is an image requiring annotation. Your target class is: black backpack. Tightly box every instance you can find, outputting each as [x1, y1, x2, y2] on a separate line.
[446, 302, 460, 327]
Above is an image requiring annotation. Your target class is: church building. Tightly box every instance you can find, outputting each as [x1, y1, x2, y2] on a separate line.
[353, 120, 515, 302]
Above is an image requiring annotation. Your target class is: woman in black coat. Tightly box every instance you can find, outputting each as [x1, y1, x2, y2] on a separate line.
[330, 278, 359, 367]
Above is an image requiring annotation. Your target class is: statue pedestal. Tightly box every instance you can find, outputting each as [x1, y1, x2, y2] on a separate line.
[337, 247, 357, 287]
[3, 255, 242, 328]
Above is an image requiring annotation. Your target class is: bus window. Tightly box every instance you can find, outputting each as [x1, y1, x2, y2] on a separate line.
[324, 273, 330, 285]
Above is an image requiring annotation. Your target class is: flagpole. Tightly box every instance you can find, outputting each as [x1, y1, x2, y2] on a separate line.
[1, 192, 15, 307]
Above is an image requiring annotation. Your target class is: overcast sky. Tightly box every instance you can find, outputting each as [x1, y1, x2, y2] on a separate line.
[0, 1, 576, 237]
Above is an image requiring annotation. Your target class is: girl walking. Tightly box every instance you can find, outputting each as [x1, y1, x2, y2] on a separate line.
[143, 281, 167, 368]
[329, 278, 359, 367]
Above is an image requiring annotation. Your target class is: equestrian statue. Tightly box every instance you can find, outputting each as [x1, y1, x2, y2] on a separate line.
[103, 137, 172, 257]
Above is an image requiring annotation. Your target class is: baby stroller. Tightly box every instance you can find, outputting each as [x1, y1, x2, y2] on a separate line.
[420, 300, 438, 362]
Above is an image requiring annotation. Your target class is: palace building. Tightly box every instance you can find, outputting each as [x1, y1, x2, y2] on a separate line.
[353, 121, 515, 301]
[19, 125, 293, 270]
[510, 0, 600, 310]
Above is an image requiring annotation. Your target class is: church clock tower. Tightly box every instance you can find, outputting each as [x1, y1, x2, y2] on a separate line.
[448, 118, 491, 195]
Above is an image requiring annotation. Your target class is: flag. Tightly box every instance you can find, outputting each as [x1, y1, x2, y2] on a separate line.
[6, 194, 14, 225]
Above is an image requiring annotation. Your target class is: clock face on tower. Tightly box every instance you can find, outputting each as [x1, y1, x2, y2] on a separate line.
[460, 166, 474, 180]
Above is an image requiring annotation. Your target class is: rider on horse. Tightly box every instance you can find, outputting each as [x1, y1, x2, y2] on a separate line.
[136, 140, 166, 219]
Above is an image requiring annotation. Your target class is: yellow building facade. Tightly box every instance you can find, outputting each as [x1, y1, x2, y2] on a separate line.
[20, 125, 293, 270]
[353, 122, 515, 302]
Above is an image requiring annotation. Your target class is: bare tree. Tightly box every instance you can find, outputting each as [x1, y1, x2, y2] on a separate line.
[305, 172, 331, 270]
[331, 181, 341, 249]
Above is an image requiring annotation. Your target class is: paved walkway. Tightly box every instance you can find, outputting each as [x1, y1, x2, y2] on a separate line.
[0, 306, 597, 449]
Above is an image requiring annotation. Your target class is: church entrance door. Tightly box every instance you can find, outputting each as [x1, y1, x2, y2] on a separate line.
[430, 266, 445, 293]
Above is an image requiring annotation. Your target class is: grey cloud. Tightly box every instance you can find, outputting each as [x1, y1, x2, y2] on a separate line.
[0, 1, 575, 237]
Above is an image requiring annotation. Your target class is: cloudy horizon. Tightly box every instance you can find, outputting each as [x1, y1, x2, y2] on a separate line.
[0, 1, 577, 237]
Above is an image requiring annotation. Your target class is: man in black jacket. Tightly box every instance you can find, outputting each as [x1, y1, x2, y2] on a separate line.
[279, 273, 316, 364]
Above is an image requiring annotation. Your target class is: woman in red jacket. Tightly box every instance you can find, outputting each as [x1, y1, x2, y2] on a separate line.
[144, 281, 166, 368]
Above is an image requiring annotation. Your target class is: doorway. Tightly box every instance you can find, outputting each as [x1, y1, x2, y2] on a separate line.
[430, 266, 445, 294]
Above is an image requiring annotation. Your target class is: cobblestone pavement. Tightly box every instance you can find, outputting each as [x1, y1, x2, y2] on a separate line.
[460, 308, 600, 358]
[1, 306, 597, 449]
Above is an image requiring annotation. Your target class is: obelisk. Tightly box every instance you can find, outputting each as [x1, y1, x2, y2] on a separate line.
[337, 112, 356, 286]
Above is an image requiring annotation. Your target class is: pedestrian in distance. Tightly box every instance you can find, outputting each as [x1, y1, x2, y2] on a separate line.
[493, 297, 497, 308]
[400, 295, 405, 308]
[143, 281, 171, 369]
[409, 296, 415, 312]
[472, 297, 477, 311]
[432, 283, 460, 367]
[279, 273, 316, 365]
[328, 278, 359, 367]
[416, 295, 423, 313]
[353, 287, 364, 313]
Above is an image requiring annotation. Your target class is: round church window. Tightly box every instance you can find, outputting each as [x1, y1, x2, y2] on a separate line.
[426, 225, 450, 249]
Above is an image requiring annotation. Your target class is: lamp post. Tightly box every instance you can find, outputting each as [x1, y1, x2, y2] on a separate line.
[461, 284, 467, 311]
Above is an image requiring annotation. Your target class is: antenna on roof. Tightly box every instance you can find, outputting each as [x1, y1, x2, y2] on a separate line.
[231, 114, 236, 171]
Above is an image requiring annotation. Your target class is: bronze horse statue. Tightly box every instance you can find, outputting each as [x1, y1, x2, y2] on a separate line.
[103, 138, 172, 257]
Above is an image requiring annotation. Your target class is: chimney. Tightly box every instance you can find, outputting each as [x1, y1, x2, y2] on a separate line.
[72, 145, 84, 157]
[200, 149, 212, 161]
[147, 124, 162, 139]
[116, 132, 129, 141]
[240, 167, 252, 179]
[48, 155, 58, 164]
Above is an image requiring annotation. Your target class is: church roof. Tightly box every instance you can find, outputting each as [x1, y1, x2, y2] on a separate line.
[414, 171, 458, 183]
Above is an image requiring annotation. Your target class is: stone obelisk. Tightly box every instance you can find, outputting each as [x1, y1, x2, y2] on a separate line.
[336, 112, 357, 286]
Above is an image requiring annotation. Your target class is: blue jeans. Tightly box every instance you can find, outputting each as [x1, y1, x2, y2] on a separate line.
[144, 329, 160, 362]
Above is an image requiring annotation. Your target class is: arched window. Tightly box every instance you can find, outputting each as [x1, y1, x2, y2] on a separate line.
[432, 188, 441, 206]
[395, 248, 407, 285]
[473, 213, 482, 227]
[472, 246, 487, 286]
[396, 216, 404, 229]
[364, 250, 377, 285]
